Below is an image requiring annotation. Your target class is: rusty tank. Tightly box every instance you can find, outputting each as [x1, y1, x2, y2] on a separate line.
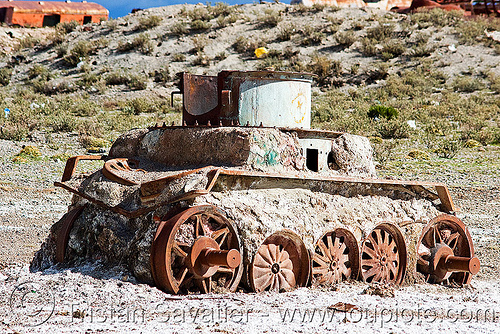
[32, 70, 480, 294]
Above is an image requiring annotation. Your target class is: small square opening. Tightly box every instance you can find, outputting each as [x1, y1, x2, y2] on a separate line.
[306, 148, 318, 172]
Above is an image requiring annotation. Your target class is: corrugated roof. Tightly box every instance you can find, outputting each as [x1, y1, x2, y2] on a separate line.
[0, 1, 108, 15]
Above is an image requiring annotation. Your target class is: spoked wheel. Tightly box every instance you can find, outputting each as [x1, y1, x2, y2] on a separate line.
[250, 230, 310, 293]
[417, 214, 479, 284]
[361, 223, 407, 285]
[312, 228, 359, 286]
[151, 205, 243, 294]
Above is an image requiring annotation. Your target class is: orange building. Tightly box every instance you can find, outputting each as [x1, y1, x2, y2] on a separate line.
[0, 1, 108, 27]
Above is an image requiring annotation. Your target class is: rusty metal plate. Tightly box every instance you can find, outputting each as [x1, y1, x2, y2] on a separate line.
[182, 73, 218, 116]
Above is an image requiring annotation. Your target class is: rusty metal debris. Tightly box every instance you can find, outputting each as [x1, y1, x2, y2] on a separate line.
[58, 153, 457, 214]
[392, 0, 500, 16]
[250, 230, 310, 293]
[295, 0, 500, 16]
[469, 0, 500, 16]
[102, 158, 143, 186]
[61, 155, 103, 182]
[55, 205, 85, 263]
[328, 302, 359, 312]
[55, 166, 458, 219]
[173, 71, 315, 128]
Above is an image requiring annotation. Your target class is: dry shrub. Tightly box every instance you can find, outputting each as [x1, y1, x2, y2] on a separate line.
[376, 119, 412, 139]
[0, 67, 12, 86]
[335, 31, 356, 47]
[300, 26, 324, 46]
[138, 15, 162, 30]
[259, 9, 282, 28]
[366, 23, 394, 42]
[170, 22, 188, 36]
[64, 40, 100, 66]
[117, 33, 154, 55]
[306, 55, 342, 87]
[190, 19, 211, 31]
[451, 77, 485, 92]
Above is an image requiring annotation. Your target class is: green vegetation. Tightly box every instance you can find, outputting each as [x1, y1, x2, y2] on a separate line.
[311, 62, 500, 162]
[368, 105, 399, 120]
[0, 88, 180, 143]
[12, 145, 42, 163]
[0, 5, 498, 171]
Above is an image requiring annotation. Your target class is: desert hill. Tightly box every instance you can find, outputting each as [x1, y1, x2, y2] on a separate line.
[0, 3, 499, 150]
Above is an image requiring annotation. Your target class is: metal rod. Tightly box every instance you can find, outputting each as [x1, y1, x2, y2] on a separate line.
[201, 249, 241, 269]
[445, 255, 480, 275]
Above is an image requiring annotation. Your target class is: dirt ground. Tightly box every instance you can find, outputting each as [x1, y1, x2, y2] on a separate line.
[0, 136, 499, 333]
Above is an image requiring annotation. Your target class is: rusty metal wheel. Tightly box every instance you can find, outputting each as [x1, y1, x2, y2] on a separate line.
[250, 230, 310, 293]
[417, 214, 479, 284]
[312, 228, 359, 286]
[151, 205, 243, 294]
[361, 223, 407, 285]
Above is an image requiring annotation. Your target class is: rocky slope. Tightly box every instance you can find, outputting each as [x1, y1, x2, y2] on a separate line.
[1, 3, 499, 103]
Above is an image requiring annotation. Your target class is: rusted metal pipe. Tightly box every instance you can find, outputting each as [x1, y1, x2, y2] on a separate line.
[55, 205, 85, 263]
[200, 249, 241, 269]
[61, 155, 104, 182]
[171, 91, 181, 107]
[102, 158, 141, 186]
[445, 255, 480, 275]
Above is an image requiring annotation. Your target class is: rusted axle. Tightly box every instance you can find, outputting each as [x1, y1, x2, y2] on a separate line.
[430, 243, 480, 282]
[200, 248, 241, 269]
[444, 255, 480, 274]
[189, 236, 241, 278]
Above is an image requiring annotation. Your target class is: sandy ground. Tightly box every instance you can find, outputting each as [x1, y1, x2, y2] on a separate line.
[0, 265, 499, 333]
[0, 137, 499, 333]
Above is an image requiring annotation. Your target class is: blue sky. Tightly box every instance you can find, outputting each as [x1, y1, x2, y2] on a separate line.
[96, 0, 291, 19]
